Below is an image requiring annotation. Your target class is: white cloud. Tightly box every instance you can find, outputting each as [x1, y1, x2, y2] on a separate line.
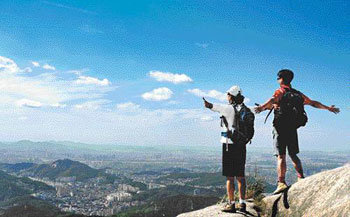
[32, 61, 40, 67]
[0, 56, 114, 110]
[195, 42, 209, 48]
[200, 116, 214, 121]
[74, 100, 109, 110]
[68, 68, 89, 76]
[149, 71, 193, 84]
[50, 103, 67, 108]
[142, 87, 173, 101]
[76, 76, 111, 86]
[0, 56, 21, 74]
[16, 99, 42, 108]
[42, 64, 56, 70]
[18, 116, 28, 120]
[188, 88, 227, 102]
[116, 102, 140, 110]
[188, 88, 251, 104]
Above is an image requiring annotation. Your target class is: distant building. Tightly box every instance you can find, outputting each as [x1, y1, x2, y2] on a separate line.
[148, 182, 166, 189]
[106, 192, 132, 202]
[56, 185, 70, 197]
[118, 184, 138, 192]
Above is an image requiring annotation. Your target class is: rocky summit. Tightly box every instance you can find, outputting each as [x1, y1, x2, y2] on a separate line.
[262, 164, 350, 217]
[178, 164, 350, 217]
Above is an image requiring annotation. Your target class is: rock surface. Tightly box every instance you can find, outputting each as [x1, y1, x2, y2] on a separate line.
[177, 200, 258, 217]
[178, 165, 350, 217]
[263, 164, 350, 217]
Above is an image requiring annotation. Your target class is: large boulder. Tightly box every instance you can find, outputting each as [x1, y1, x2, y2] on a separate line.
[262, 164, 350, 217]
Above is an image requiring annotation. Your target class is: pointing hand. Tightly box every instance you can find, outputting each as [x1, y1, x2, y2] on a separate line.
[203, 97, 212, 109]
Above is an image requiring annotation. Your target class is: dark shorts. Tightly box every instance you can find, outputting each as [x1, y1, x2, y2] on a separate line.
[222, 143, 246, 177]
[273, 127, 299, 156]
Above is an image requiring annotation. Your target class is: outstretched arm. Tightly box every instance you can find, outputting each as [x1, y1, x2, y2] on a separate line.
[308, 100, 340, 114]
[203, 98, 230, 116]
[303, 94, 340, 114]
[254, 98, 274, 113]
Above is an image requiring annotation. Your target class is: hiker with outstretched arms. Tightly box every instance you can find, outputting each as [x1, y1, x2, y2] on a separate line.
[254, 69, 340, 194]
[204, 86, 254, 213]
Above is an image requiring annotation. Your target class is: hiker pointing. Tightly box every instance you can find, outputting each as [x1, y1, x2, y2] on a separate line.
[204, 86, 255, 213]
[254, 69, 340, 195]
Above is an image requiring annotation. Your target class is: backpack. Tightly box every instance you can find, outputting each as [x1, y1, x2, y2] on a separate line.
[273, 88, 308, 129]
[222, 104, 255, 144]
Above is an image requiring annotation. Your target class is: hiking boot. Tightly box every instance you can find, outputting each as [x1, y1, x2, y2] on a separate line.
[222, 203, 236, 213]
[273, 182, 288, 194]
[239, 203, 246, 213]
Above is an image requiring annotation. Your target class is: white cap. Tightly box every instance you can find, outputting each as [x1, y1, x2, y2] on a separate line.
[227, 85, 242, 96]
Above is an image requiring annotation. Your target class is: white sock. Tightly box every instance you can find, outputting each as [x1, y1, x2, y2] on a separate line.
[239, 199, 246, 204]
[229, 200, 235, 204]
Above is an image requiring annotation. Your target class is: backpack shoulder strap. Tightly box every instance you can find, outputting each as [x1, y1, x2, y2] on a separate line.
[232, 104, 240, 130]
[220, 116, 229, 129]
[264, 109, 273, 124]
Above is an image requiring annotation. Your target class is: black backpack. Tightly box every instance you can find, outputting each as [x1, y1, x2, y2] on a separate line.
[273, 88, 308, 129]
[222, 104, 255, 144]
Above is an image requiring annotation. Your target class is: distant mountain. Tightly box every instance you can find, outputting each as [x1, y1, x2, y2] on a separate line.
[0, 163, 36, 173]
[0, 140, 69, 151]
[1, 159, 146, 190]
[25, 159, 115, 182]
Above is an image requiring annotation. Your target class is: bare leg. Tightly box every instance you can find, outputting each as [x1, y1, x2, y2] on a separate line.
[226, 177, 235, 203]
[236, 177, 246, 201]
[277, 155, 287, 183]
[289, 154, 304, 178]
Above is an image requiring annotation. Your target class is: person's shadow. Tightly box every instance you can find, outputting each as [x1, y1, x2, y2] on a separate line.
[237, 210, 257, 217]
[271, 185, 291, 217]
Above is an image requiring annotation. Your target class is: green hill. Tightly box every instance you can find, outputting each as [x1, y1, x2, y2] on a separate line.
[26, 159, 115, 182]
[0, 171, 95, 217]
[0, 170, 54, 204]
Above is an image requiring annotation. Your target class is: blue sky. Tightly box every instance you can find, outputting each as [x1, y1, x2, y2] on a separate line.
[0, 1, 349, 150]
